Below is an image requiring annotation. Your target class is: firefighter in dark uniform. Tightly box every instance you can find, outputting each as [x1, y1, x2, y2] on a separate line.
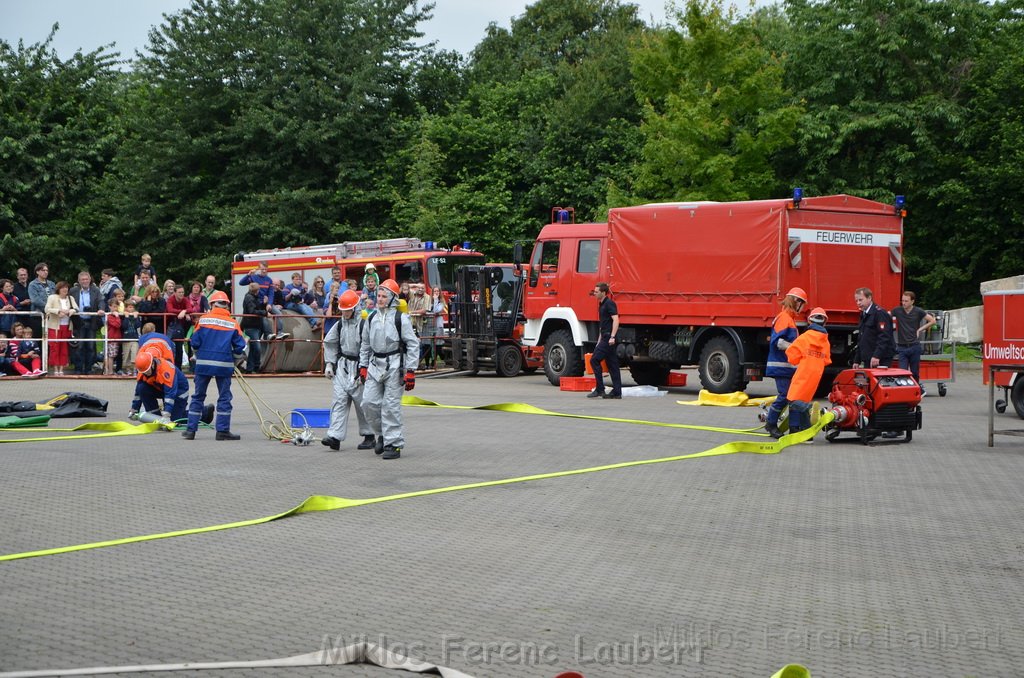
[182, 291, 246, 440]
[853, 286, 894, 368]
[587, 282, 622, 399]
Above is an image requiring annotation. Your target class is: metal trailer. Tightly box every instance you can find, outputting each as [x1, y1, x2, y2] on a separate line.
[918, 309, 956, 397]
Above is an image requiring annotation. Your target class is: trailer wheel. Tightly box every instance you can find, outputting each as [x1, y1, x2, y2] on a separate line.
[543, 329, 584, 386]
[496, 344, 524, 378]
[630, 363, 670, 386]
[1011, 378, 1024, 419]
[698, 336, 745, 393]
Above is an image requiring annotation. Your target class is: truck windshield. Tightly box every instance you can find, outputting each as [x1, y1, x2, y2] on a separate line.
[427, 253, 486, 293]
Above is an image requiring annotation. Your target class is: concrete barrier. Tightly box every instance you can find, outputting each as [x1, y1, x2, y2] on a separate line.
[944, 305, 984, 343]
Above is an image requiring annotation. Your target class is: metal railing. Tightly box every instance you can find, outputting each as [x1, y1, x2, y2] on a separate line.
[1, 308, 452, 377]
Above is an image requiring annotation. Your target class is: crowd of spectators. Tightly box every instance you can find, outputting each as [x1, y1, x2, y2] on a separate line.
[1, 256, 449, 378]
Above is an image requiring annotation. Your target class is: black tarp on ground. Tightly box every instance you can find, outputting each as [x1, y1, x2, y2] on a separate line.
[0, 392, 109, 418]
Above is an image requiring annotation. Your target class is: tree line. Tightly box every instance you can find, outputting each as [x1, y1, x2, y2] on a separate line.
[2, 0, 1021, 309]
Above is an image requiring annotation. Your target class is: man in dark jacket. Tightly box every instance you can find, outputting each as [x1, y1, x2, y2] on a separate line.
[70, 271, 107, 375]
[853, 287, 894, 368]
[240, 282, 265, 373]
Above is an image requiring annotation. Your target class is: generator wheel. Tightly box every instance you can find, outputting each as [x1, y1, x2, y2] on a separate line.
[630, 363, 670, 386]
[496, 344, 523, 378]
[543, 329, 583, 386]
[996, 399, 1007, 414]
[698, 336, 745, 394]
[825, 426, 840, 443]
[938, 383, 947, 397]
[1011, 378, 1024, 419]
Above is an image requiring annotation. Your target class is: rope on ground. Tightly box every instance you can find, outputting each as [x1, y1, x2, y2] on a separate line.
[232, 367, 314, 444]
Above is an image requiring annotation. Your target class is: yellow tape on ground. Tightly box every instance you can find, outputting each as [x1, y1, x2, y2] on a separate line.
[0, 409, 833, 562]
[677, 390, 776, 407]
[0, 421, 167, 443]
[403, 396, 767, 435]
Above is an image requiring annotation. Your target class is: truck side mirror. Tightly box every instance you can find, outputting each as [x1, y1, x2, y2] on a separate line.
[513, 242, 523, 266]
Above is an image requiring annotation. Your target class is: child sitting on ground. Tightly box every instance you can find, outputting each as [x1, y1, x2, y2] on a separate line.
[784, 307, 831, 436]
[0, 334, 15, 376]
[15, 325, 44, 377]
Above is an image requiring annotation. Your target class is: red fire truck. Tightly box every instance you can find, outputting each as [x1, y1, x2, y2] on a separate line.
[229, 238, 484, 315]
[520, 195, 906, 392]
[983, 290, 1024, 418]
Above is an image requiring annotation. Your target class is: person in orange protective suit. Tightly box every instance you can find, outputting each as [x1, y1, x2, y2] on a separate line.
[784, 307, 831, 435]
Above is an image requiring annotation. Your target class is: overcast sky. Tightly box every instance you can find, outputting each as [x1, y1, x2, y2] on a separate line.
[0, 0, 674, 62]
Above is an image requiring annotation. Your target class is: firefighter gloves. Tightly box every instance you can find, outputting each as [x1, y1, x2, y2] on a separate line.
[404, 371, 416, 391]
[359, 366, 368, 384]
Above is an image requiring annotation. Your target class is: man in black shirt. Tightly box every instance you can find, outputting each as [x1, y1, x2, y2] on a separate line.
[588, 282, 622, 399]
[891, 290, 936, 388]
[853, 287, 894, 369]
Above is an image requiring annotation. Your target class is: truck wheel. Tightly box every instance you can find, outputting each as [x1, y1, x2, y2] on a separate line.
[630, 363, 670, 386]
[1011, 378, 1024, 419]
[496, 344, 523, 378]
[543, 329, 584, 386]
[698, 336, 745, 393]
[648, 340, 685, 365]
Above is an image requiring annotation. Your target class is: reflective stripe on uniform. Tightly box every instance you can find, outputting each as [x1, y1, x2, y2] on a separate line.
[196, 358, 236, 369]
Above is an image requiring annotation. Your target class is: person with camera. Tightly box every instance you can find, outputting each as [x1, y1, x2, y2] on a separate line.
[284, 272, 319, 330]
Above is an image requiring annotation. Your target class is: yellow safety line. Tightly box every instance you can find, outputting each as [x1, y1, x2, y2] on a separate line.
[403, 396, 767, 435]
[0, 408, 833, 562]
[0, 421, 169, 443]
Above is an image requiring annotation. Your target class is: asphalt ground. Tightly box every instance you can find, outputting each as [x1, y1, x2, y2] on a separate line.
[1, 366, 1022, 677]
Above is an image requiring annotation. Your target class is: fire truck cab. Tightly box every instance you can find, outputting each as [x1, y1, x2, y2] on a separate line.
[521, 196, 905, 393]
[229, 238, 485, 316]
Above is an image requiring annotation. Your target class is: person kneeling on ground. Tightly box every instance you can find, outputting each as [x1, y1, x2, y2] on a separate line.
[131, 350, 189, 424]
[183, 291, 246, 441]
[784, 307, 831, 436]
[321, 290, 375, 451]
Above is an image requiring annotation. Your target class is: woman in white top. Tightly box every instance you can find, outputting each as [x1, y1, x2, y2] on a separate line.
[44, 281, 78, 376]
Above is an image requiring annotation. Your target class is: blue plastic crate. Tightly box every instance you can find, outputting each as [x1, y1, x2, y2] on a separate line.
[291, 408, 330, 428]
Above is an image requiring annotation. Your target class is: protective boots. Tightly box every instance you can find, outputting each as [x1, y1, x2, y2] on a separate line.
[357, 435, 376, 450]
[764, 422, 784, 439]
[216, 431, 241, 441]
[321, 436, 341, 450]
[381, 445, 401, 460]
[374, 436, 385, 455]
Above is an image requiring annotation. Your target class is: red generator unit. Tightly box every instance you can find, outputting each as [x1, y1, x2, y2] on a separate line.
[823, 368, 922, 444]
